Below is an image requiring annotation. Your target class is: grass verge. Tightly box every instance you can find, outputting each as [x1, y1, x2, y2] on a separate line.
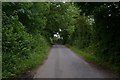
[2, 45, 51, 78]
[16, 46, 51, 78]
[67, 45, 120, 77]
[67, 45, 98, 62]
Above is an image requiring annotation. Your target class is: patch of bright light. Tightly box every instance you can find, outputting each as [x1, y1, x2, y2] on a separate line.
[109, 14, 111, 16]
[59, 28, 61, 31]
[57, 32, 59, 35]
[62, 0, 66, 3]
[54, 34, 57, 37]
[57, 5, 60, 7]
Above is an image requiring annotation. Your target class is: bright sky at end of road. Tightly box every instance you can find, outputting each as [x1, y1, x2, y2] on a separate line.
[54, 33, 60, 39]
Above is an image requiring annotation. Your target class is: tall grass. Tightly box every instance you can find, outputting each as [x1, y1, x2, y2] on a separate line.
[68, 45, 120, 77]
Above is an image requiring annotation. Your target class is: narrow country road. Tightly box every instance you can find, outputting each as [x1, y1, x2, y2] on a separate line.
[33, 45, 117, 78]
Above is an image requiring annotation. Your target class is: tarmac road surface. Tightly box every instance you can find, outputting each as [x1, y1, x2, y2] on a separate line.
[33, 45, 117, 78]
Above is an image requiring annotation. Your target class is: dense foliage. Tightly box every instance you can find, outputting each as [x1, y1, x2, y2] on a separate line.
[69, 2, 120, 75]
[2, 2, 50, 77]
[2, 2, 120, 77]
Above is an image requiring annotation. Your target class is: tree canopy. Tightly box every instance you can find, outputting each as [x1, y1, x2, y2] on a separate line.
[2, 2, 120, 77]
